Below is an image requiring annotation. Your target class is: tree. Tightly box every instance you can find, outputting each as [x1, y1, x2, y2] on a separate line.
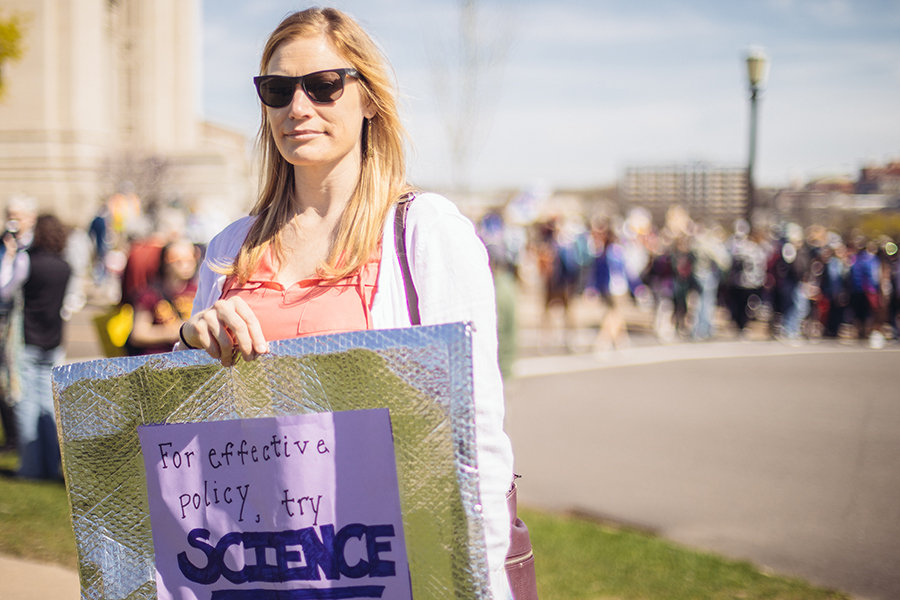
[428, 0, 515, 193]
[0, 11, 27, 99]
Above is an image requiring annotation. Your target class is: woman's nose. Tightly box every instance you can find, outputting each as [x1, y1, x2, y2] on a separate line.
[288, 86, 314, 118]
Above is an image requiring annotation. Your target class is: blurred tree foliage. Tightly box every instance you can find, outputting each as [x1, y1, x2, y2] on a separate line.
[0, 11, 27, 98]
[853, 211, 900, 241]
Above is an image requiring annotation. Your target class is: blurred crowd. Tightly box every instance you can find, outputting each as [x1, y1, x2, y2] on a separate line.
[2, 189, 898, 479]
[479, 204, 900, 355]
[0, 187, 208, 480]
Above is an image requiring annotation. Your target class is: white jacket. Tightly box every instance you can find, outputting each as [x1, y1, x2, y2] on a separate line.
[192, 193, 515, 598]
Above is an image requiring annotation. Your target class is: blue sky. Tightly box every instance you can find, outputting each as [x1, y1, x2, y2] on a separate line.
[202, 0, 900, 192]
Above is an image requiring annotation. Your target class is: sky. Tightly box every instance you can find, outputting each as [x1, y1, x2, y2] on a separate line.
[202, 0, 900, 193]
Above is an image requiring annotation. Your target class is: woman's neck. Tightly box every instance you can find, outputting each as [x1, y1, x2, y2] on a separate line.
[290, 158, 360, 219]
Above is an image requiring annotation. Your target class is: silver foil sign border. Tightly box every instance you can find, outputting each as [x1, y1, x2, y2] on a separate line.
[52, 322, 490, 600]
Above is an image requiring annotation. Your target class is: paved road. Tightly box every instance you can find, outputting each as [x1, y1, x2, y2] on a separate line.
[506, 341, 900, 600]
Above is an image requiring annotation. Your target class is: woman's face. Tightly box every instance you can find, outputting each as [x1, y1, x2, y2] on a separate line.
[265, 35, 374, 175]
[164, 242, 198, 282]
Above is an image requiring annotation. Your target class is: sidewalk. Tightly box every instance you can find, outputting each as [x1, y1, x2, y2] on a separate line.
[0, 554, 80, 600]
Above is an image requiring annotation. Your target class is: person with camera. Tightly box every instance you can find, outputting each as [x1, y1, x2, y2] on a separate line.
[0, 195, 37, 453]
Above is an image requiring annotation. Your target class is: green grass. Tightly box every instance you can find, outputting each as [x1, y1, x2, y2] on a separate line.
[0, 448, 77, 569]
[0, 446, 849, 599]
[522, 507, 849, 600]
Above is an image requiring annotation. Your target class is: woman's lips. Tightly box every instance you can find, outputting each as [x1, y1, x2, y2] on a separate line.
[285, 129, 323, 140]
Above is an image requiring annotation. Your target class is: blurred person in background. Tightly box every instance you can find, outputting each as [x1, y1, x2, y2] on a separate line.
[61, 222, 92, 322]
[873, 237, 896, 346]
[1, 214, 71, 480]
[88, 203, 110, 285]
[670, 233, 697, 337]
[771, 223, 811, 341]
[107, 181, 142, 247]
[587, 217, 632, 353]
[120, 207, 187, 307]
[644, 230, 677, 343]
[535, 217, 582, 352]
[847, 236, 881, 345]
[0, 195, 37, 452]
[479, 212, 520, 379]
[126, 239, 199, 355]
[726, 220, 767, 338]
[887, 238, 900, 338]
[690, 223, 731, 341]
[816, 238, 849, 339]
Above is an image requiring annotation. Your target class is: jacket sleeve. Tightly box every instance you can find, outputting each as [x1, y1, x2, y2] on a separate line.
[190, 216, 255, 316]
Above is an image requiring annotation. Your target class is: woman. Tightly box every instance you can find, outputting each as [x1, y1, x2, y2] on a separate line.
[127, 239, 198, 355]
[177, 9, 515, 597]
[1, 214, 71, 480]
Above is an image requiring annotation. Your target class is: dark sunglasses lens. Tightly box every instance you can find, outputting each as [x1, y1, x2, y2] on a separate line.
[303, 71, 344, 103]
[259, 78, 294, 107]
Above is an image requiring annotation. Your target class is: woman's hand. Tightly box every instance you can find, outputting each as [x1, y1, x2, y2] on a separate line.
[180, 296, 269, 367]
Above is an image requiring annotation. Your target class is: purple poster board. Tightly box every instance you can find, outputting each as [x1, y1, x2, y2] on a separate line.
[138, 408, 411, 600]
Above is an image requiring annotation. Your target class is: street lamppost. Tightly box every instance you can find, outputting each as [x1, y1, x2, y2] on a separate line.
[745, 47, 769, 223]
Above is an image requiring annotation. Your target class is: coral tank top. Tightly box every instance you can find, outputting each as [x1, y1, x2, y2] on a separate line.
[221, 246, 380, 341]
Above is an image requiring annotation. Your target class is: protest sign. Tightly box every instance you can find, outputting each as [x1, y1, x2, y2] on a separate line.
[139, 409, 410, 600]
[53, 324, 490, 600]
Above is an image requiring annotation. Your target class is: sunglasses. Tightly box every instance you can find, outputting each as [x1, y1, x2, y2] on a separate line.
[253, 68, 360, 108]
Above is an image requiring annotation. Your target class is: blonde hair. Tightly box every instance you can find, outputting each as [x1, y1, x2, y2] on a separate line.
[229, 8, 412, 283]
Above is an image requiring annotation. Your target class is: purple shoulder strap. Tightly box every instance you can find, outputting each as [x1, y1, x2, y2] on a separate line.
[394, 194, 420, 326]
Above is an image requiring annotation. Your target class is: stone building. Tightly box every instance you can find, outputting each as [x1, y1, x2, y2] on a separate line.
[0, 0, 252, 230]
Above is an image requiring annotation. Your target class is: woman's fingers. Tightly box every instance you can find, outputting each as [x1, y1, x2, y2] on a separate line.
[185, 297, 268, 367]
[231, 298, 269, 356]
[190, 311, 225, 361]
[209, 308, 237, 366]
[214, 297, 267, 363]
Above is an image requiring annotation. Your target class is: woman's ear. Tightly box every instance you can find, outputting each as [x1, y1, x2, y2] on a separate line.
[363, 102, 376, 120]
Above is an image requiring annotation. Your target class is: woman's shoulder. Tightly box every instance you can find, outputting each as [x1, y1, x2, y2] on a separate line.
[401, 192, 485, 254]
[404, 193, 476, 234]
[205, 215, 256, 260]
[406, 192, 463, 219]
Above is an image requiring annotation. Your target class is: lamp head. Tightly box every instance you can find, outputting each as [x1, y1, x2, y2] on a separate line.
[746, 46, 769, 89]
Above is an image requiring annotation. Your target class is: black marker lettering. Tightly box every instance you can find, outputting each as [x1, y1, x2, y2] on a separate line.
[158, 443, 172, 469]
[271, 435, 282, 457]
[237, 484, 250, 522]
[281, 490, 295, 517]
[208, 448, 221, 469]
